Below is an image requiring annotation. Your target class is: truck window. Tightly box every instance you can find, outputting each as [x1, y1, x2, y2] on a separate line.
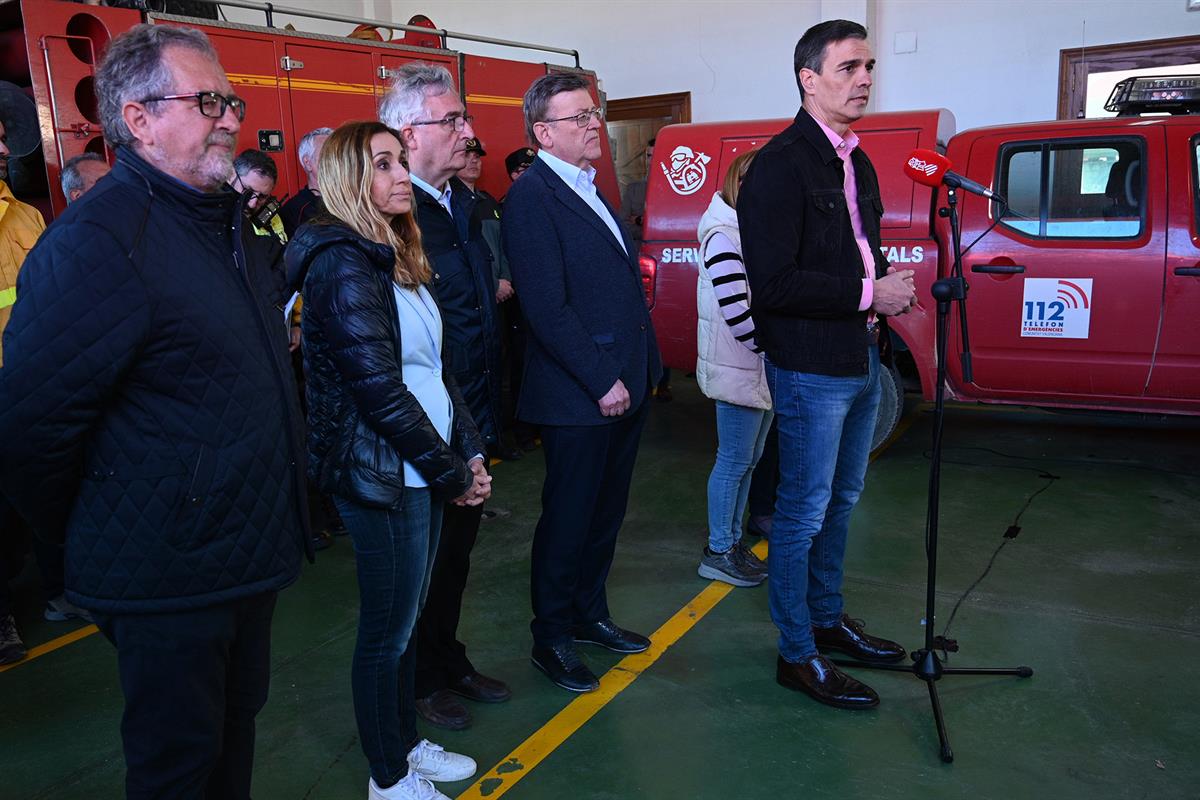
[996, 138, 1144, 239]
[1194, 135, 1200, 234]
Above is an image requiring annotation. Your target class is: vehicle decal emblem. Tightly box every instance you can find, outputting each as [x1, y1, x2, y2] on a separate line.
[661, 145, 711, 196]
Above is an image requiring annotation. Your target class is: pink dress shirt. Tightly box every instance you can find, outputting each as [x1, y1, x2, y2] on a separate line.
[813, 116, 877, 316]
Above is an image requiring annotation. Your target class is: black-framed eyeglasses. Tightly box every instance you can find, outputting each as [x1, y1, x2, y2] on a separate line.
[141, 91, 247, 122]
[541, 107, 603, 128]
[408, 113, 474, 132]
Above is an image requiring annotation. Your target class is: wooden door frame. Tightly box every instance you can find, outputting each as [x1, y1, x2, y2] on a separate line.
[606, 91, 692, 124]
[1058, 35, 1200, 119]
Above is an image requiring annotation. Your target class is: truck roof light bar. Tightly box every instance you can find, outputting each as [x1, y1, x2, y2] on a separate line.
[1104, 74, 1200, 116]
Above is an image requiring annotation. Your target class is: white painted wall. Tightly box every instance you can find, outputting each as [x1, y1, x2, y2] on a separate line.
[874, 0, 1198, 132]
[375, 0, 825, 122]
[221, 0, 376, 37]
[218, 0, 1198, 132]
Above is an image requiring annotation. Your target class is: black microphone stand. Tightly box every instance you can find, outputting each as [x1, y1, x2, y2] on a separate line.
[831, 186, 1032, 763]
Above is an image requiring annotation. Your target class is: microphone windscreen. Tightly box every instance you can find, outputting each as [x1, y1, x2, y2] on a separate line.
[903, 149, 951, 187]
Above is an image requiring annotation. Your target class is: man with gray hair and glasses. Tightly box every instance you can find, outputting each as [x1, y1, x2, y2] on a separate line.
[280, 125, 331, 237]
[0, 24, 309, 799]
[379, 62, 510, 733]
[502, 72, 661, 693]
[60, 152, 110, 203]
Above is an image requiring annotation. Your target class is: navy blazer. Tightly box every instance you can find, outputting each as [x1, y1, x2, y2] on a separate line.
[502, 157, 662, 427]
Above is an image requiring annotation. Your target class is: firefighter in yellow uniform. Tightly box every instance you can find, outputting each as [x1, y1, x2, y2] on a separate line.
[0, 117, 47, 368]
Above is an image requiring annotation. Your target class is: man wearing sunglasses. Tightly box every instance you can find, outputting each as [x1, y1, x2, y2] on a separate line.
[0, 24, 309, 799]
[503, 73, 662, 692]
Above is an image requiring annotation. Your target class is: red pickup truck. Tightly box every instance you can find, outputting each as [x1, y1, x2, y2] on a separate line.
[639, 85, 1200, 446]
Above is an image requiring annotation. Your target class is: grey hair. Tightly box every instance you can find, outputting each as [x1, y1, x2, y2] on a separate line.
[233, 148, 277, 182]
[379, 63, 458, 129]
[522, 72, 589, 145]
[61, 152, 107, 202]
[793, 20, 868, 97]
[95, 23, 219, 148]
[297, 126, 333, 171]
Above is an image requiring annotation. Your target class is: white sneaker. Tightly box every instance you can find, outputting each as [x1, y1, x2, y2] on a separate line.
[406, 739, 477, 783]
[45, 595, 93, 623]
[368, 772, 448, 800]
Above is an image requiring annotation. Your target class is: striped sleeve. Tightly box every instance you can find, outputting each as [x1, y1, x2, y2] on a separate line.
[704, 231, 760, 353]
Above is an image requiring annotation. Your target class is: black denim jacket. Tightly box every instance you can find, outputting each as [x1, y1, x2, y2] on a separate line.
[738, 107, 892, 376]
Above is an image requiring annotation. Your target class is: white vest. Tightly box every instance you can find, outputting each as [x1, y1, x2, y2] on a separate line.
[695, 193, 771, 410]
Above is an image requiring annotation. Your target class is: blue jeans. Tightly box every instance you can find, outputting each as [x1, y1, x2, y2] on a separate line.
[706, 401, 774, 552]
[766, 345, 881, 662]
[336, 489, 443, 787]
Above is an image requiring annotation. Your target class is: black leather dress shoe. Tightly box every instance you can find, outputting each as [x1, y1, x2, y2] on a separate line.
[776, 654, 879, 709]
[415, 689, 472, 730]
[449, 671, 512, 703]
[813, 614, 907, 664]
[573, 619, 651, 654]
[531, 643, 599, 693]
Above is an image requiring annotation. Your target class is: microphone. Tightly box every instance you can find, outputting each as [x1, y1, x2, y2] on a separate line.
[903, 148, 1005, 204]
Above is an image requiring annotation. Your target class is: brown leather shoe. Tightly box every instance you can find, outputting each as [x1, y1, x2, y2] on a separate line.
[415, 689, 472, 730]
[777, 654, 879, 709]
[449, 671, 512, 703]
[813, 615, 907, 664]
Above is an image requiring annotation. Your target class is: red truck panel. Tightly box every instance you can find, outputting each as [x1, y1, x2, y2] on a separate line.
[644, 109, 951, 374]
[8, 0, 618, 216]
[463, 55, 543, 198]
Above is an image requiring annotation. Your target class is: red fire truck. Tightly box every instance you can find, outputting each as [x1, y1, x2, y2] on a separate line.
[0, 0, 620, 220]
[641, 79, 1200, 447]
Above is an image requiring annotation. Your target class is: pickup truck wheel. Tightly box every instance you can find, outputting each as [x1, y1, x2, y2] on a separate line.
[871, 362, 905, 454]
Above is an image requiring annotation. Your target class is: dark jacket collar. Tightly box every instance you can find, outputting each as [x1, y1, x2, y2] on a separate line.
[792, 106, 847, 166]
[527, 157, 633, 263]
[284, 217, 395, 289]
[111, 146, 241, 224]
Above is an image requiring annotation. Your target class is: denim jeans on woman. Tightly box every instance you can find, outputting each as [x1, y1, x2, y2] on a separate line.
[706, 401, 774, 552]
[765, 344, 881, 662]
[336, 487, 443, 788]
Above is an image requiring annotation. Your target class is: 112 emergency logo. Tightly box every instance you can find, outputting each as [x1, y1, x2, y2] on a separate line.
[1020, 278, 1093, 339]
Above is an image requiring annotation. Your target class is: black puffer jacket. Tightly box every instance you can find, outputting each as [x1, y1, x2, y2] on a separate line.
[286, 219, 482, 508]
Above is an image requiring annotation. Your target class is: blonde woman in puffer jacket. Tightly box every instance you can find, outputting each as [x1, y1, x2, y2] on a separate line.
[695, 148, 772, 588]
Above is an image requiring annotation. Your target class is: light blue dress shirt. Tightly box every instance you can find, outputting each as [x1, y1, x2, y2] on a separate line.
[392, 283, 453, 488]
[410, 173, 453, 216]
[537, 149, 627, 255]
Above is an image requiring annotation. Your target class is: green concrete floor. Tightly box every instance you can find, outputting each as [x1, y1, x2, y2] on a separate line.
[2, 378, 1198, 799]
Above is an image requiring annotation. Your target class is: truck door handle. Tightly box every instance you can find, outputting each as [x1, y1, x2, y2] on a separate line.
[1175, 267, 1200, 277]
[971, 264, 1025, 274]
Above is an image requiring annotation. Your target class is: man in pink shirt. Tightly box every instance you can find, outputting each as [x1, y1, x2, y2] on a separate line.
[737, 20, 917, 710]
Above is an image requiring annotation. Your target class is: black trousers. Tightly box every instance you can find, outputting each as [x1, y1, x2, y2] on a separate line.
[748, 414, 780, 519]
[92, 592, 278, 800]
[0, 494, 65, 617]
[413, 501, 483, 697]
[531, 399, 649, 647]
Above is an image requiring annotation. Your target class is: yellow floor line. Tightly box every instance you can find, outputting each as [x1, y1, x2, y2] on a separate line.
[455, 559, 753, 800]
[458, 402, 920, 798]
[0, 624, 98, 674]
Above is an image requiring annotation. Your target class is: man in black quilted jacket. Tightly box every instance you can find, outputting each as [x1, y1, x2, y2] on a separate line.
[0, 25, 310, 800]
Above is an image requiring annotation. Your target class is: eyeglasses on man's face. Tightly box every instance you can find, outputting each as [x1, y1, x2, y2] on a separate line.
[541, 107, 604, 128]
[408, 113, 474, 132]
[141, 91, 247, 122]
